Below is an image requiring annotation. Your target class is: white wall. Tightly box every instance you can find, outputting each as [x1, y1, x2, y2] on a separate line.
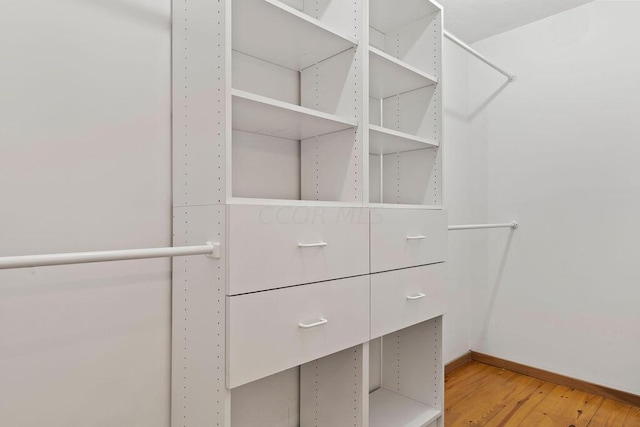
[466, 0, 640, 394]
[0, 1, 172, 425]
[442, 39, 491, 363]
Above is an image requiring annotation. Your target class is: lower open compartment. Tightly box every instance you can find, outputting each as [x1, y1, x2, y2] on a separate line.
[369, 317, 443, 427]
[230, 345, 368, 427]
[229, 317, 442, 427]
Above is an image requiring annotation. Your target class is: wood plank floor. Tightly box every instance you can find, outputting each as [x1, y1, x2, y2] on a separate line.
[445, 361, 640, 426]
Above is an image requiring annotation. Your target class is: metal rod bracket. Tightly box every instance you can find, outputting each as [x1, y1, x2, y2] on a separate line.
[205, 242, 221, 259]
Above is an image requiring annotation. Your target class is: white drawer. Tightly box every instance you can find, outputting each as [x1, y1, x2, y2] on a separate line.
[371, 263, 446, 338]
[227, 275, 370, 388]
[370, 208, 447, 273]
[227, 204, 369, 295]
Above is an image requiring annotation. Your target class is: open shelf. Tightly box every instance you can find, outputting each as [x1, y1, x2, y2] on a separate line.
[370, 388, 441, 427]
[369, 0, 441, 75]
[370, 125, 438, 155]
[369, 203, 442, 210]
[369, 47, 437, 99]
[232, 89, 358, 140]
[368, 319, 443, 427]
[228, 197, 362, 208]
[370, 0, 441, 34]
[231, 89, 359, 202]
[233, 0, 357, 71]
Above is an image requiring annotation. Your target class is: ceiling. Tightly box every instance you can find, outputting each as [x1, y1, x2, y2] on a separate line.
[439, 0, 595, 42]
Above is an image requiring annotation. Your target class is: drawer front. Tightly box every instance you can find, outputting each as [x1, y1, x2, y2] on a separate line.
[371, 263, 446, 338]
[228, 205, 369, 295]
[370, 208, 447, 273]
[227, 275, 370, 388]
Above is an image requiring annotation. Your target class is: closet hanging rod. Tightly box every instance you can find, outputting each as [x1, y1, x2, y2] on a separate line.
[444, 30, 516, 82]
[0, 243, 220, 270]
[448, 221, 518, 231]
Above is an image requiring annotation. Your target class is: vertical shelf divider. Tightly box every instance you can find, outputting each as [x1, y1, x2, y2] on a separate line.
[171, 0, 230, 425]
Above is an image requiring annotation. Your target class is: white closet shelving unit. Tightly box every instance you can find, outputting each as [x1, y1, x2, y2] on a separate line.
[172, 0, 445, 425]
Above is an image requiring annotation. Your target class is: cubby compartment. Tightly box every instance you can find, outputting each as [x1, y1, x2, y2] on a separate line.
[231, 0, 362, 125]
[231, 368, 300, 427]
[230, 345, 367, 427]
[369, 47, 437, 101]
[369, 0, 441, 75]
[231, 0, 364, 204]
[233, 0, 358, 74]
[369, 146, 441, 206]
[369, 318, 443, 427]
[232, 126, 362, 203]
[369, 85, 440, 141]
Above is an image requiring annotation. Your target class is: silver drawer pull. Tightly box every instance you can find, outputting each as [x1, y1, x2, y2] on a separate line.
[406, 293, 426, 300]
[298, 318, 328, 329]
[298, 242, 328, 248]
[406, 235, 426, 240]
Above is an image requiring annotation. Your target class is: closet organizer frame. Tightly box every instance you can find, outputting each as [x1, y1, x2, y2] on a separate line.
[368, 0, 443, 208]
[171, 0, 445, 426]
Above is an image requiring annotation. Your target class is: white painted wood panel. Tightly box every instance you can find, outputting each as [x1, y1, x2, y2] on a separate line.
[231, 368, 299, 427]
[302, 0, 361, 40]
[300, 129, 362, 203]
[370, 96, 382, 126]
[369, 388, 441, 427]
[232, 0, 357, 71]
[300, 345, 368, 427]
[382, 86, 437, 139]
[369, 47, 437, 100]
[231, 130, 301, 200]
[301, 47, 359, 118]
[370, 0, 440, 34]
[370, 125, 438, 155]
[228, 198, 363, 208]
[172, 206, 228, 426]
[370, 208, 447, 273]
[369, 338, 382, 393]
[371, 263, 446, 338]
[232, 89, 358, 141]
[232, 51, 300, 105]
[382, 318, 443, 409]
[382, 148, 440, 205]
[369, 154, 382, 203]
[381, 12, 441, 76]
[174, 0, 227, 207]
[370, 27, 385, 51]
[226, 275, 370, 388]
[172, 0, 229, 424]
[227, 204, 369, 295]
[280, 0, 304, 10]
